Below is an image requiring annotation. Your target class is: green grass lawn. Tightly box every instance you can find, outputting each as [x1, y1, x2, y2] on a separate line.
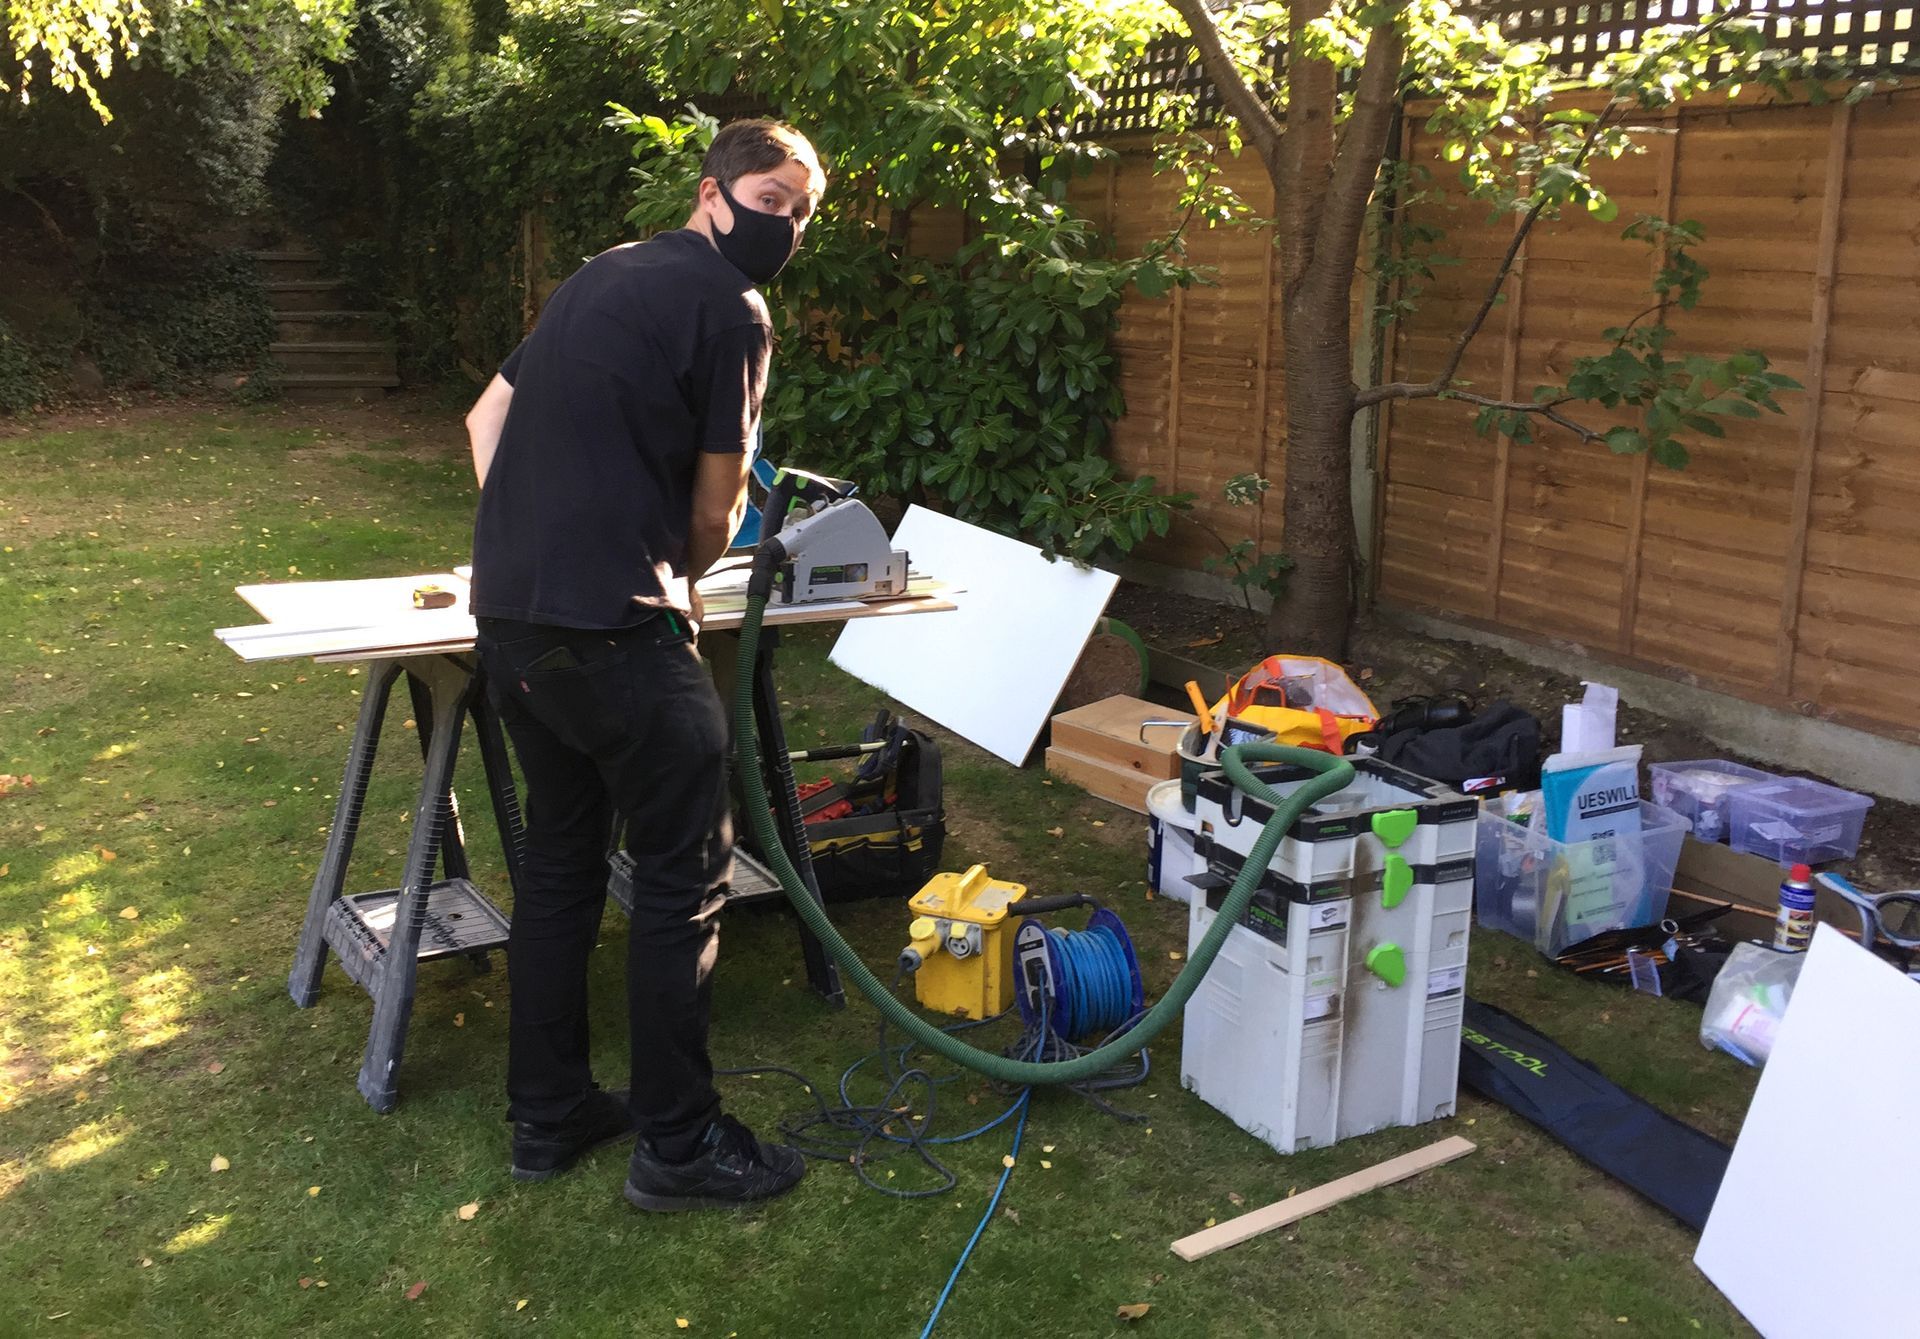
[1, 403, 1760, 1337]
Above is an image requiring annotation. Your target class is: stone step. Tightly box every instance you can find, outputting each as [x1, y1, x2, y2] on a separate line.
[251, 249, 327, 283]
[267, 279, 352, 312]
[274, 311, 389, 343]
[280, 370, 401, 389]
[279, 370, 400, 403]
[272, 341, 398, 377]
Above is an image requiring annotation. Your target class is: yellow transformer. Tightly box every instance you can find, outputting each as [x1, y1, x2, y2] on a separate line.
[901, 864, 1028, 1020]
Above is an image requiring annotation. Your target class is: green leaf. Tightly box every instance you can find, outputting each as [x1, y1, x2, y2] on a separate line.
[1604, 427, 1644, 455]
[1649, 440, 1689, 469]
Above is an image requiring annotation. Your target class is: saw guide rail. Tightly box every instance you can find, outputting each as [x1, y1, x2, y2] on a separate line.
[217, 525, 954, 1112]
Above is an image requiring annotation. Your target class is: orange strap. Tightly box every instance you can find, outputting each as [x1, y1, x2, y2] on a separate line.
[1315, 707, 1344, 756]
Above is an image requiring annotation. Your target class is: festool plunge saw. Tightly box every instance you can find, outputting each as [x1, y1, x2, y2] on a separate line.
[759, 467, 909, 604]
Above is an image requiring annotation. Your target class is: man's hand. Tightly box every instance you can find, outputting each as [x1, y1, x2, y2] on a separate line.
[687, 585, 705, 638]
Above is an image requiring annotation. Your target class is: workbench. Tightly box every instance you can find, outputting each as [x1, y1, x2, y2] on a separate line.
[217, 563, 953, 1112]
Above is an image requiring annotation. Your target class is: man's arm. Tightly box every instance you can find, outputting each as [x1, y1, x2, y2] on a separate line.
[686, 449, 754, 627]
[466, 374, 514, 486]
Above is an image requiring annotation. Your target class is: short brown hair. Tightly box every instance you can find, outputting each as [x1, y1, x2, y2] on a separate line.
[699, 120, 826, 200]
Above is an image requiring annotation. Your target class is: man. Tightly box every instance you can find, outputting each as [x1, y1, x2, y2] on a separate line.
[462, 120, 825, 1211]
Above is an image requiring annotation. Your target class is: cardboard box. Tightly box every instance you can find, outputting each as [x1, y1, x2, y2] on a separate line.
[1045, 745, 1157, 814]
[1049, 695, 1194, 782]
[1667, 837, 1863, 944]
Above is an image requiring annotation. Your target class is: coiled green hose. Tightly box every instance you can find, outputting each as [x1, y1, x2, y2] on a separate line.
[733, 588, 1354, 1085]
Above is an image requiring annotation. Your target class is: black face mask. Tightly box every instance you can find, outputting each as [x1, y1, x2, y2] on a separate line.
[711, 181, 801, 285]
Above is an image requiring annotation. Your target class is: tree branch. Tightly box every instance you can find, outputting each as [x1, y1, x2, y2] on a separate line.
[1164, 0, 1286, 172]
[1277, 0, 1337, 291]
[1311, 13, 1404, 293]
[1352, 103, 1620, 412]
[1441, 389, 1606, 444]
[6, 182, 71, 252]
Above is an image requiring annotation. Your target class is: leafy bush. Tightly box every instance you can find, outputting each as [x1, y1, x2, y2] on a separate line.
[611, 0, 1196, 562]
[83, 251, 277, 391]
[0, 319, 55, 415]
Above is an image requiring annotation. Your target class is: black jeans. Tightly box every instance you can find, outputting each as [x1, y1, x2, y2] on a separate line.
[477, 615, 730, 1157]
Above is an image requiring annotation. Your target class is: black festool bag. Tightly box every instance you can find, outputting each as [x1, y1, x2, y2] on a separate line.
[796, 711, 946, 901]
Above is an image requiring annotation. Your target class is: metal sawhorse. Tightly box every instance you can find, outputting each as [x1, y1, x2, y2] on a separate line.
[288, 633, 844, 1112]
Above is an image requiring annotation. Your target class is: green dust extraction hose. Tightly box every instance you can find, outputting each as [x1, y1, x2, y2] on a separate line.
[733, 563, 1353, 1085]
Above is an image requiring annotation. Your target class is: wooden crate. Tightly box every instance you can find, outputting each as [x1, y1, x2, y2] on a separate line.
[1049, 695, 1195, 782]
[1044, 745, 1159, 814]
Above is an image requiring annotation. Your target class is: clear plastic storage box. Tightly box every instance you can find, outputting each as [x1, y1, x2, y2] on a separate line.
[1727, 777, 1873, 865]
[1647, 759, 1778, 844]
[1475, 798, 1690, 956]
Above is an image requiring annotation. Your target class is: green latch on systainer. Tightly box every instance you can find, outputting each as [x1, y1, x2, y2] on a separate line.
[1382, 854, 1413, 909]
[1365, 942, 1407, 987]
[1371, 808, 1417, 848]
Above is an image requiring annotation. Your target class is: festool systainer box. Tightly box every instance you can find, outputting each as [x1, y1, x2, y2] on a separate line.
[1179, 759, 1476, 1153]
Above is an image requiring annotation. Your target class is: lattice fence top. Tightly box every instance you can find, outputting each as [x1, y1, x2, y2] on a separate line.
[1084, 0, 1918, 134]
[1479, 0, 1916, 77]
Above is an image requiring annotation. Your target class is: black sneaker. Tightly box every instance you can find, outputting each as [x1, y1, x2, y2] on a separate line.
[510, 1088, 638, 1182]
[623, 1114, 807, 1211]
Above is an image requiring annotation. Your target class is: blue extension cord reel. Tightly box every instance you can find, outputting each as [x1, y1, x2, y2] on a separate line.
[1012, 909, 1145, 1044]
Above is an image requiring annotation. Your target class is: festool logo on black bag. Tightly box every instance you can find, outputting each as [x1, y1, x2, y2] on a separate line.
[1462, 1026, 1549, 1077]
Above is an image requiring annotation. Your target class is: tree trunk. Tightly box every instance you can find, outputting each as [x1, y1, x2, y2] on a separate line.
[1267, 283, 1357, 659]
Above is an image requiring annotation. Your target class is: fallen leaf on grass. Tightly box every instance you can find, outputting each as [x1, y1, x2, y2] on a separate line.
[1042, 1144, 1055, 1153]
[140, 1257, 153, 1268]
[119, 906, 139, 920]
[515, 1299, 529, 1312]
[1117, 1302, 1152, 1320]
[406, 1281, 428, 1301]
[1227, 1191, 1244, 1206]
[676, 1321, 690, 1330]
[0, 774, 36, 796]
[1003, 1208, 1020, 1225]
[453, 1013, 465, 1028]
[1040, 1160, 1052, 1169]
[0, 864, 9, 878]
[206, 1061, 225, 1075]
[307, 1185, 321, 1197]
[1168, 951, 1183, 961]
[210, 1154, 230, 1172]
[457, 1202, 479, 1221]
[1205, 1217, 1216, 1227]
[98, 847, 117, 862]
[1046, 826, 1064, 838]
[1001, 1155, 1016, 1169]
[298, 1278, 313, 1290]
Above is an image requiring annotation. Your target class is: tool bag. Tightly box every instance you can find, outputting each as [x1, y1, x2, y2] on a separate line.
[797, 712, 946, 901]
[1212, 655, 1380, 755]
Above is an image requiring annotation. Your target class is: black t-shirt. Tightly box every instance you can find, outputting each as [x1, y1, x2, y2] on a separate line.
[470, 230, 770, 628]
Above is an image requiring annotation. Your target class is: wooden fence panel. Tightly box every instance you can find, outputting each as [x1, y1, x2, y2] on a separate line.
[1099, 84, 1920, 741]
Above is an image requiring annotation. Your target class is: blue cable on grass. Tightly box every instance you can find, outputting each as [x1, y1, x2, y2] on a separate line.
[919, 1090, 1030, 1339]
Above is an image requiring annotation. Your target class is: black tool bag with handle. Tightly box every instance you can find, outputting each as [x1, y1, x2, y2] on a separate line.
[797, 711, 946, 901]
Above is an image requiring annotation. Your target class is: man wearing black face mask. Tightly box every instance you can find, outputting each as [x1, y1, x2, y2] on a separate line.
[461, 120, 825, 1210]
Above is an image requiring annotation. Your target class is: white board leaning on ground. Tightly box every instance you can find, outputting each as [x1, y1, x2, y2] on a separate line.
[1694, 925, 1920, 1338]
[829, 506, 1119, 766]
